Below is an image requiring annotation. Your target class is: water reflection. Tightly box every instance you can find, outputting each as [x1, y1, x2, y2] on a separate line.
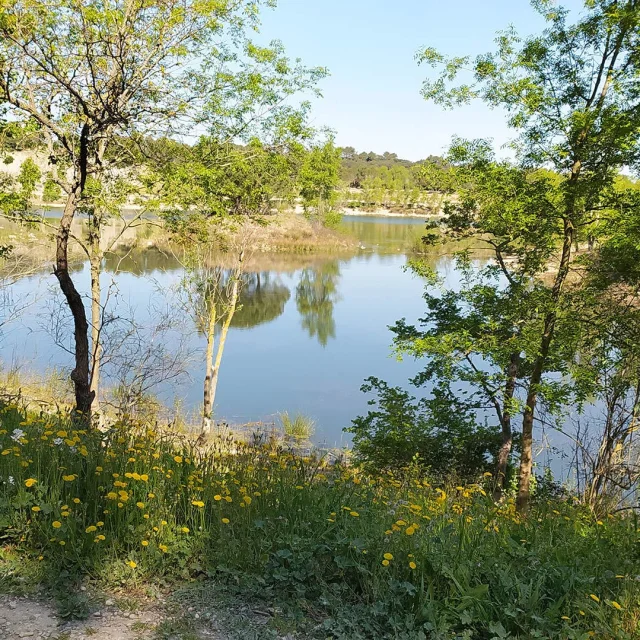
[295, 262, 341, 346]
[2, 214, 439, 444]
[232, 272, 291, 329]
[339, 214, 428, 252]
[103, 246, 181, 275]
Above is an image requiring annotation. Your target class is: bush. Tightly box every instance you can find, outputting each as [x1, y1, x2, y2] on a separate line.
[347, 377, 502, 481]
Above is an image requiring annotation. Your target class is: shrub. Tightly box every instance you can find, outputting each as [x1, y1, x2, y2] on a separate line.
[348, 377, 502, 481]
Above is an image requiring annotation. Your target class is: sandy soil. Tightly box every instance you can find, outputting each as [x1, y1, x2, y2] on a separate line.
[0, 595, 223, 640]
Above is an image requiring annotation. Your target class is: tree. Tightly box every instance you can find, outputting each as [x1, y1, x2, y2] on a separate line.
[299, 138, 341, 224]
[0, 0, 306, 419]
[179, 244, 246, 434]
[393, 255, 529, 497]
[418, 0, 640, 510]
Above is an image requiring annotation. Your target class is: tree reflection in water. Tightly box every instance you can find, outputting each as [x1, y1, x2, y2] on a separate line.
[295, 261, 341, 347]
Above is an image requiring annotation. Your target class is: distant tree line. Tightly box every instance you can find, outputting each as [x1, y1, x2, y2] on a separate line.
[339, 147, 456, 211]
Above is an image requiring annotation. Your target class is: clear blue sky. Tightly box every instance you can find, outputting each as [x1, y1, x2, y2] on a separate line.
[259, 0, 584, 160]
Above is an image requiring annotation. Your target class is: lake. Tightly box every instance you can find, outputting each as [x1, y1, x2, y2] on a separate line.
[0, 214, 577, 477]
[3, 215, 446, 447]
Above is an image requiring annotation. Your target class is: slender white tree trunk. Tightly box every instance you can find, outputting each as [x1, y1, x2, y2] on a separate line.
[208, 277, 239, 417]
[201, 303, 217, 434]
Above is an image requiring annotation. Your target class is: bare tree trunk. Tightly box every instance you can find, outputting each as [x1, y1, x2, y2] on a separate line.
[53, 188, 94, 419]
[494, 352, 518, 500]
[89, 254, 102, 417]
[201, 303, 217, 434]
[208, 277, 240, 421]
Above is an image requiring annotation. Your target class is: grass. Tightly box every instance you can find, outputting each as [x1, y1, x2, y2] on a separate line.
[279, 411, 315, 444]
[1, 402, 640, 639]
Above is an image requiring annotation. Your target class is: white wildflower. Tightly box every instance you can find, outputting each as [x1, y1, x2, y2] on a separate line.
[10, 429, 25, 442]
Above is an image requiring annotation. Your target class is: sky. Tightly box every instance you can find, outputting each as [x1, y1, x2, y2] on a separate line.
[259, 0, 585, 161]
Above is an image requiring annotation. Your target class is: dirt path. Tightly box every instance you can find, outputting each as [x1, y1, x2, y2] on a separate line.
[0, 595, 223, 640]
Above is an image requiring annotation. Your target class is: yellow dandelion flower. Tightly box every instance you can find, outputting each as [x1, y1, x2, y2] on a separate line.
[383, 553, 393, 560]
[610, 601, 623, 611]
[85, 526, 97, 533]
[409, 561, 417, 570]
[192, 500, 205, 508]
[62, 474, 76, 482]
[31, 506, 41, 512]
[181, 527, 189, 533]
[589, 594, 600, 603]
[25, 478, 37, 488]
[221, 518, 230, 524]
[52, 521, 62, 529]
[382, 559, 390, 566]
[148, 493, 155, 499]
[395, 520, 407, 526]
[127, 560, 137, 569]
[159, 544, 168, 553]
[97, 521, 104, 527]
[243, 496, 252, 505]
[405, 526, 416, 536]
[141, 540, 149, 547]
[73, 498, 81, 504]
[214, 495, 222, 501]
[136, 502, 145, 509]
[561, 616, 570, 620]
[174, 456, 183, 463]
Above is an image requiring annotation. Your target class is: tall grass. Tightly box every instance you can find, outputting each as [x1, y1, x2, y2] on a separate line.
[1, 402, 639, 638]
[279, 411, 315, 443]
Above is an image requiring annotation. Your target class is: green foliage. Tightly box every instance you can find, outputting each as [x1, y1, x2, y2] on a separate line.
[158, 138, 304, 220]
[279, 411, 315, 443]
[42, 178, 62, 203]
[418, 0, 640, 508]
[17, 158, 40, 201]
[339, 148, 452, 211]
[299, 138, 341, 218]
[349, 377, 501, 480]
[1, 404, 640, 638]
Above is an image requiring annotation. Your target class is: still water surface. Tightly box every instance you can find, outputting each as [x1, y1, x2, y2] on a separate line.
[5, 215, 447, 446]
[3, 213, 580, 479]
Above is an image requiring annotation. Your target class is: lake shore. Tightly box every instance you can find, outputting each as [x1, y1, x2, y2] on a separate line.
[340, 206, 443, 219]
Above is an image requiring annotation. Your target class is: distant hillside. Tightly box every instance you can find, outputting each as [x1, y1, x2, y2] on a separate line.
[338, 147, 454, 213]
